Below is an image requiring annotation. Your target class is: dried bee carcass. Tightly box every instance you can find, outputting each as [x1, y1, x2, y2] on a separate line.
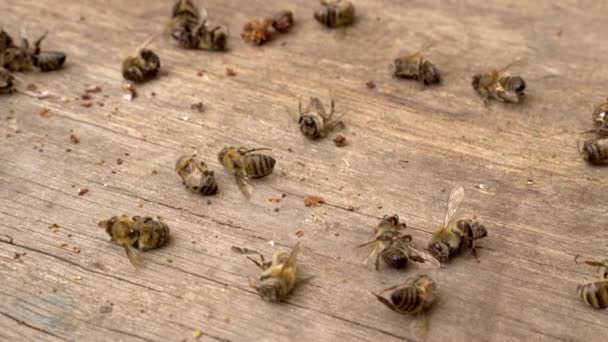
[218, 146, 276, 198]
[592, 98, 608, 134]
[169, 0, 228, 51]
[472, 59, 526, 104]
[298, 97, 344, 139]
[314, 0, 355, 28]
[574, 255, 608, 309]
[427, 186, 488, 263]
[122, 36, 161, 82]
[1, 33, 34, 72]
[580, 137, 608, 165]
[271, 10, 294, 33]
[232, 243, 304, 302]
[373, 275, 438, 339]
[241, 18, 274, 45]
[175, 154, 218, 195]
[358, 215, 440, 270]
[98, 215, 170, 266]
[30, 32, 66, 72]
[393, 44, 440, 86]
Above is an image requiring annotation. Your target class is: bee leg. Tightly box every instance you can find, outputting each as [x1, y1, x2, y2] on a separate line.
[374, 252, 381, 271]
[371, 292, 399, 313]
[295, 276, 316, 288]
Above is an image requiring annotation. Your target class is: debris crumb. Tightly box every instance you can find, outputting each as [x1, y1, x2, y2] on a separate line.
[167, 258, 173, 263]
[304, 195, 325, 207]
[151, 170, 158, 175]
[268, 240, 275, 247]
[191, 102, 205, 113]
[366, 80, 376, 89]
[99, 305, 113, 314]
[475, 183, 490, 191]
[192, 330, 203, 339]
[225, 68, 237, 77]
[85, 85, 102, 93]
[77, 188, 89, 196]
[69, 134, 80, 144]
[72, 275, 82, 281]
[39, 108, 51, 118]
[295, 230, 304, 238]
[526, 179, 535, 185]
[347, 206, 355, 211]
[81, 94, 92, 101]
[268, 196, 282, 203]
[73, 247, 81, 254]
[49, 224, 60, 233]
[122, 83, 137, 101]
[13, 252, 26, 260]
[196, 70, 205, 77]
[333, 135, 347, 147]
[136, 199, 143, 208]
[207, 200, 212, 205]
[81, 102, 93, 108]
[116, 158, 124, 165]
[274, 208, 280, 212]
[26, 84, 37, 91]
[60, 96, 69, 103]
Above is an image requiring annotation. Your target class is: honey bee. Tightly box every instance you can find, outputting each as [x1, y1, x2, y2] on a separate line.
[1, 34, 34, 72]
[592, 98, 608, 133]
[175, 154, 218, 195]
[574, 255, 608, 309]
[358, 215, 440, 270]
[271, 10, 295, 33]
[241, 19, 274, 45]
[0, 67, 16, 94]
[122, 36, 161, 82]
[427, 186, 488, 263]
[393, 44, 440, 86]
[372, 275, 437, 339]
[314, 0, 355, 28]
[298, 97, 344, 139]
[218, 146, 276, 198]
[98, 215, 170, 266]
[169, 1, 228, 51]
[30, 32, 66, 72]
[472, 59, 526, 104]
[580, 137, 608, 165]
[231, 242, 302, 302]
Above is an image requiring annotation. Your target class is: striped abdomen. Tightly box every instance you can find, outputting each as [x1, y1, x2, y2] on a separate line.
[245, 154, 276, 178]
[499, 76, 526, 94]
[457, 220, 487, 241]
[314, 1, 354, 28]
[583, 138, 608, 165]
[33, 51, 66, 71]
[381, 247, 409, 269]
[578, 281, 608, 309]
[135, 217, 170, 251]
[390, 286, 422, 313]
[420, 60, 440, 85]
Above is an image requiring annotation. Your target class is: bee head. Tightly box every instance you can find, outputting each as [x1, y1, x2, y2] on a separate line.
[299, 115, 319, 138]
[255, 278, 282, 302]
[217, 147, 231, 163]
[582, 141, 598, 162]
[98, 216, 117, 235]
[512, 77, 526, 93]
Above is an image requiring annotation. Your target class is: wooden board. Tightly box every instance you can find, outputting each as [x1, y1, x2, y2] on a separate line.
[1, 0, 608, 341]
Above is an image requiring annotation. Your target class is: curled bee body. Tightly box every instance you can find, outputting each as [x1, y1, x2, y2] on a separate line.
[580, 137, 608, 165]
[314, 0, 355, 28]
[98, 215, 170, 266]
[175, 155, 218, 195]
[232, 243, 302, 302]
[30, 33, 66, 72]
[0, 68, 16, 94]
[359, 215, 439, 270]
[592, 98, 608, 133]
[393, 44, 440, 86]
[472, 59, 526, 104]
[427, 186, 488, 263]
[169, 0, 228, 51]
[241, 19, 274, 45]
[575, 255, 608, 309]
[122, 36, 160, 82]
[271, 10, 294, 33]
[298, 97, 344, 139]
[218, 146, 276, 198]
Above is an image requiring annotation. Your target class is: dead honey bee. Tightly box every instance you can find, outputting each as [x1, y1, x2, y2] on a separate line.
[427, 186, 488, 263]
[373, 274, 437, 339]
[218, 146, 276, 198]
[575, 255, 608, 309]
[580, 137, 608, 165]
[98, 215, 170, 266]
[472, 59, 526, 104]
[169, 1, 228, 51]
[231, 243, 303, 302]
[30, 32, 66, 72]
[591, 98, 608, 133]
[393, 44, 440, 86]
[271, 10, 295, 33]
[122, 36, 161, 82]
[314, 0, 355, 28]
[1, 33, 34, 72]
[175, 154, 218, 195]
[298, 97, 344, 139]
[358, 215, 440, 270]
[241, 19, 274, 45]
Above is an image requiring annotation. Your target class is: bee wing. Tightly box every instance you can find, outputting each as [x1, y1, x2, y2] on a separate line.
[122, 243, 143, 267]
[443, 186, 464, 228]
[280, 242, 301, 274]
[234, 172, 253, 198]
[497, 57, 527, 75]
[404, 246, 442, 269]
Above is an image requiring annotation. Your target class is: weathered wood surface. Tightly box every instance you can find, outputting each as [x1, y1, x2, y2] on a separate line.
[1, 0, 608, 341]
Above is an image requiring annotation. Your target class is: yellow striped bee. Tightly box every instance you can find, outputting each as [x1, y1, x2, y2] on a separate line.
[393, 44, 440, 86]
[98, 215, 170, 266]
[472, 59, 526, 104]
[232, 242, 303, 302]
[592, 98, 608, 133]
[122, 36, 160, 83]
[427, 186, 488, 263]
[298, 97, 344, 139]
[175, 155, 218, 195]
[373, 275, 437, 339]
[580, 137, 608, 165]
[358, 215, 440, 270]
[314, 0, 355, 28]
[169, 0, 228, 51]
[218, 146, 276, 198]
[575, 255, 608, 309]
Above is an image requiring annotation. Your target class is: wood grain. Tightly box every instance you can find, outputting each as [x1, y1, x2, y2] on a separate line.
[1, 0, 608, 341]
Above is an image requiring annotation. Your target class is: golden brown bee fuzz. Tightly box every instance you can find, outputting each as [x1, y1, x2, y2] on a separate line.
[169, 0, 228, 51]
[175, 155, 218, 195]
[271, 10, 295, 33]
[314, 0, 355, 28]
[472, 60, 526, 104]
[393, 45, 440, 86]
[0, 68, 16, 94]
[427, 186, 488, 263]
[241, 19, 274, 45]
[232, 243, 301, 302]
[574, 255, 608, 309]
[218, 146, 276, 198]
[122, 49, 160, 83]
[580, 137, 608, 165]
[98, 215, 170, 266]
[298, 97, 344, 139]
[592, 98, 608, 133]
